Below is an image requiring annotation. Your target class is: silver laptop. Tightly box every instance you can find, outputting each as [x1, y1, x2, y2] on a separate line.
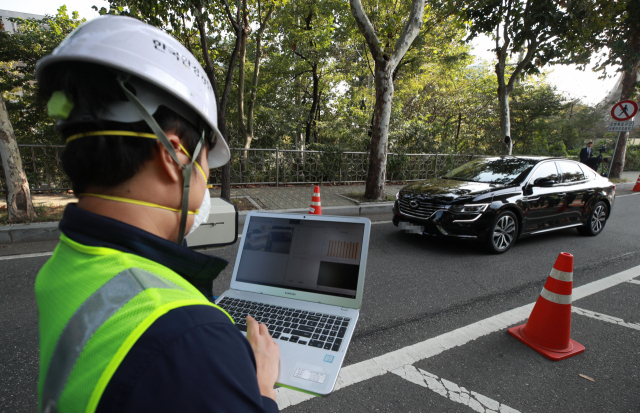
[215, 211, 371, 396]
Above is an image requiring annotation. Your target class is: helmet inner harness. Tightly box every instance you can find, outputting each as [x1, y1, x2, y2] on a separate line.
[48, 74, 208, 245]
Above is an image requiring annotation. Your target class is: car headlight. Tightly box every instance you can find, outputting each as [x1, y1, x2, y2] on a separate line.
[450, 203, 489, 213]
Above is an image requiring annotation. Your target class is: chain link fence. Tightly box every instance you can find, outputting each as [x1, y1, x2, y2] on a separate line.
[2, 145, 481, 192]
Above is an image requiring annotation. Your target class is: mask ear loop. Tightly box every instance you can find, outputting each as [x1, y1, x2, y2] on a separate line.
[116, 74, 204, 245]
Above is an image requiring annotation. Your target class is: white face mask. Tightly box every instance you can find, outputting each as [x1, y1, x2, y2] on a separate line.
[186, 187, 211, 237]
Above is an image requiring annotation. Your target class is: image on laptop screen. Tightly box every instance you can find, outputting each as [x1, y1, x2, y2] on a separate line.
[236, 216, 365, 298]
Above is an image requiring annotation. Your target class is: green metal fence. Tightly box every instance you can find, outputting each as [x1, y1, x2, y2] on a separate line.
[2, 145, 481, 192]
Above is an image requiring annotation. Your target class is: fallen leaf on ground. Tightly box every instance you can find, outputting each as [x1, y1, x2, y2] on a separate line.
[579, 374, 595, 382]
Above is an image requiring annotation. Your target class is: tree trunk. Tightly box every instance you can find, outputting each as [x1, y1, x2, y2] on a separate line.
[0, 94, 37, 222]
[237, 0, 249, 170]
[609, 21, 640, 180]
[364, 59, 394, 200]
[496, 56, 513, 156]
[498, 85, 513, 155]
[195, 1, 243, 200]
[609, 68, 639, 179]
[454, 112, 462, 153]
[305, 62, 319, 144]
[243, 5, 273, 159]
[350, 0, 424, 201]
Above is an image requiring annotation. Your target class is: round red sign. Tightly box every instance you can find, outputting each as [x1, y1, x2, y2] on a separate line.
[611, 100, 638, 121]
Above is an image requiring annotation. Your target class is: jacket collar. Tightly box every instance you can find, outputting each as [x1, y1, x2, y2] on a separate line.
[59, 204, 227, 296]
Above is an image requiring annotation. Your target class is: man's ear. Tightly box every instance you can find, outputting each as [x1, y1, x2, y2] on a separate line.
[157, 133, 184, 183]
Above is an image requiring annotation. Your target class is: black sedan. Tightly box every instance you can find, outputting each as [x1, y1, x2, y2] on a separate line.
[392, 156, 616, 253]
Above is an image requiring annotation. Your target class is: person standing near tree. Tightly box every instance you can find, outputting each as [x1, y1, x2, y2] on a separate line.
[580, 141, 594, 164]
[34, 16, 279, 413]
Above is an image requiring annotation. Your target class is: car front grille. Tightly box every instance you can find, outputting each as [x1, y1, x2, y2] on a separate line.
[398, 198, 445, 219]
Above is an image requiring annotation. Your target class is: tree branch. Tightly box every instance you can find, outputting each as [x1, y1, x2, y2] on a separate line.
[390, 0, 425, 69]
[349, 0, 381, 59]
[506, 37, 537, 93]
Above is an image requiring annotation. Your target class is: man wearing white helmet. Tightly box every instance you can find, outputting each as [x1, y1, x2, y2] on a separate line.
[34, 16, 279, 413]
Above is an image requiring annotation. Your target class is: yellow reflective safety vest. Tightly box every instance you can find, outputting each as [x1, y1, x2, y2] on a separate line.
[35, 233, 232, 413]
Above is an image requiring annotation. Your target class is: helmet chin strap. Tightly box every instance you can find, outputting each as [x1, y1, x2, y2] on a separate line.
[117, 74, 204, 245]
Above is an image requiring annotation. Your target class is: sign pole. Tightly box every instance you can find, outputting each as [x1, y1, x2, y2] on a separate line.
[606, 100, 638, 178]
[607, 131, 622, 177]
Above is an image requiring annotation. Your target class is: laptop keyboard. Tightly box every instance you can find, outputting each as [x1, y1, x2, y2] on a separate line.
[217, 297, 350, 352]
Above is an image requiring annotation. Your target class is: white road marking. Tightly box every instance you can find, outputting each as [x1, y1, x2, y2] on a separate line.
[572, 306, 640, 331]
[392, 365, 521, 413]
[276, 264, 640, 410]
[626, 279, 640, 285]
[616, 193, 640, 198]
[0, 251, 54, 261]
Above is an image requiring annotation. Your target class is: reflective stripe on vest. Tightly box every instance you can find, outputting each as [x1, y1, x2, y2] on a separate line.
[36, 234, 234, 413]
[42, 268, 181, 413]
[42, 268, 233, 413]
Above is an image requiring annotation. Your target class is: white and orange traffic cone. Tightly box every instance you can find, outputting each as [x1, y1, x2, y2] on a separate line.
[309, 185, 322, 215]
[508, 252, 585, 361]
[632, 174, 640, 192]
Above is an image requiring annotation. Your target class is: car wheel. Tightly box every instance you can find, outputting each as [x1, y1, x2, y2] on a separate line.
[485, 211, 518, 254]
[578, 201, 608, 236]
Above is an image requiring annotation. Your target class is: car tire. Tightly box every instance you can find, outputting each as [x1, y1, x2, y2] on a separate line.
[485, 211, 518, 254]
[577, 201, 608, 236]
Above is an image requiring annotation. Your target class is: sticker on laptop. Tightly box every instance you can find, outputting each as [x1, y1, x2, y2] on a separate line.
[293, 368, 326, 384]
[323, 355, 334, 363]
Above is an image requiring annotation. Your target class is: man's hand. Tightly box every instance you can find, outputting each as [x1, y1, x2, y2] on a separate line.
[246, 316, 280, 402]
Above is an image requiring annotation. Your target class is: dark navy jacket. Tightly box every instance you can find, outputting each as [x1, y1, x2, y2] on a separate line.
[59, 205, 279, 413]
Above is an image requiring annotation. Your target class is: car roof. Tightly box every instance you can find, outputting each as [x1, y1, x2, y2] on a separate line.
[481, 155, 564, 162]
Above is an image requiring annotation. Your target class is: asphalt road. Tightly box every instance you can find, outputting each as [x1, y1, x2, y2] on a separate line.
[1, 193, 639, 412]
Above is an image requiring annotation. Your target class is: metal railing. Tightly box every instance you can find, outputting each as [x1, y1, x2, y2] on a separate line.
[2, 145, 480, 192]
[5, 144, 70, 192]
[209, 149, 480, 186]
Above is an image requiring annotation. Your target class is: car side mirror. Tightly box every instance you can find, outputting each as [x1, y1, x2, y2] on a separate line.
[533, 178, 554, 187]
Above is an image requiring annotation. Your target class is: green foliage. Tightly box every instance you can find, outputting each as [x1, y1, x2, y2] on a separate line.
[0, 6, 84, 144]
[625, 145, 640, 170]
[572, 0, 640, 93]
[0, 1, 626, 165]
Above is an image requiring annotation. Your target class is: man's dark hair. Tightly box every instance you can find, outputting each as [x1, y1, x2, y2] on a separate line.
[40, 62, 207, 194]
[587, 141, 593, 145]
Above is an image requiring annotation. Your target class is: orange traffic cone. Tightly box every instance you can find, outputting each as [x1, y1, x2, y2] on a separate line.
[309, 185, 322, 215]
[508, 252, 585, 361]
[632, 174, 640, 192]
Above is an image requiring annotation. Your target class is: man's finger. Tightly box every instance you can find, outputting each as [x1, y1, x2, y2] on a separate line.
[258, 322, 271, 336]
[246, 316, 259, 336]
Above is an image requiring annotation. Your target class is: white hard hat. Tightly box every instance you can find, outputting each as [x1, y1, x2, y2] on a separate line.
[36, 15, 230, 168]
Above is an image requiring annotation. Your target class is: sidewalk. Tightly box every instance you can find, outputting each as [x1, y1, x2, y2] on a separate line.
[0, 183, 403, 245]
[210, 183, 405, 210]
[0, 183, 405, 210]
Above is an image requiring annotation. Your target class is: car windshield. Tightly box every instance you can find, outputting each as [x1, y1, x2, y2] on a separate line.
[444, 157, 539, 184]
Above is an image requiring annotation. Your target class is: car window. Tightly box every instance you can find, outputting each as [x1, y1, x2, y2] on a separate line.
[443, 157, 538, 185]
[559, 161, 585, 183]
[529, 162, 560, 184]
[579, 164, 597, 180]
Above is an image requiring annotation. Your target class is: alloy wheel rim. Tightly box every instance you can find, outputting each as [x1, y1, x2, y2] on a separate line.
[591, 205, 606, 233]
[493, 215, 516, 250]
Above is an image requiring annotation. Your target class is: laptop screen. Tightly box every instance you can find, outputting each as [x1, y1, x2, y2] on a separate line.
[235, 216, 366, 299]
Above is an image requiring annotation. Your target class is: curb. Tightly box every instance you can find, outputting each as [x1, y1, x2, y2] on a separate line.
[237, 203, 394, 226]
[0, 203, 395, 246]
[616, 182, 635, 191]
[0, 221, 61, 245]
